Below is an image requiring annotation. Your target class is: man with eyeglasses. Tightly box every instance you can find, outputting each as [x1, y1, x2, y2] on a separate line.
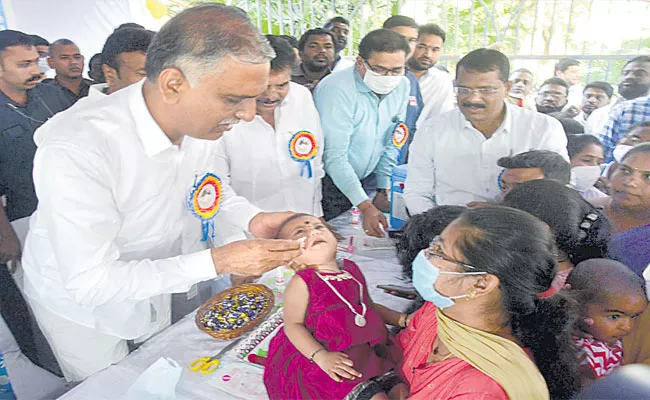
[404, 49, 568, 214]
[314, 29, 410, 237]
[535, 77, 571, 115]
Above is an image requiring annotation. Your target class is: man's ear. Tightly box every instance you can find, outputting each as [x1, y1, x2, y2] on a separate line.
[102, 64, 118, 87]
[156, 67, 190, 105]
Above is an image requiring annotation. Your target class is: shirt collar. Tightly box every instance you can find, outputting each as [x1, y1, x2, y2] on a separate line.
[354, 68, 372, 93]
[128, 80, 175, 157]
[460, 100, 513, 135]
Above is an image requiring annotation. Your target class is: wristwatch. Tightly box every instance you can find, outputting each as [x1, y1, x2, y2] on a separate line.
[376, 189, 388, 195]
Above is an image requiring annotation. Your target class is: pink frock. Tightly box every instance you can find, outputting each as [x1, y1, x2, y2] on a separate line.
[264, 260, 394, 400]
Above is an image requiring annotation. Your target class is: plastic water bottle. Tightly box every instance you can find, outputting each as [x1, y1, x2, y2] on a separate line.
[351, 207, 361, 225]
[0, 353, 16, 400]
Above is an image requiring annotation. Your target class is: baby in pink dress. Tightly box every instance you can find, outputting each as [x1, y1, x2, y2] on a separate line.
[263, 214, 406, 400]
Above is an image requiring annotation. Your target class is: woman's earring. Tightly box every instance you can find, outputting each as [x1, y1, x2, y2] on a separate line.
[466, 290, 477, 300]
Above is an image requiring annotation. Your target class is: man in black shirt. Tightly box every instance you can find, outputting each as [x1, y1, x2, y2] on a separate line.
[43, 38, 93, 104]
[0, 30, 70, 370]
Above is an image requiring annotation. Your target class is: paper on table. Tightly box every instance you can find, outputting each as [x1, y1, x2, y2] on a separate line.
[123, 357, 182, 400]
[204, 362, 268, 400]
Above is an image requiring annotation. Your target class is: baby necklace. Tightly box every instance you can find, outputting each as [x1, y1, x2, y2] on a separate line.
[316, 270, 367, 327]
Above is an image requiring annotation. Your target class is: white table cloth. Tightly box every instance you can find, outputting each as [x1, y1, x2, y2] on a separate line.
[60, 214, 412, 400]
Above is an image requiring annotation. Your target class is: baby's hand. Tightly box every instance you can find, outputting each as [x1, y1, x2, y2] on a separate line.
[313, 351, 362, 383]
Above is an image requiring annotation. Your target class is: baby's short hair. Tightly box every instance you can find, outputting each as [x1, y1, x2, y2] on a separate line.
[566, 258, 647, 304]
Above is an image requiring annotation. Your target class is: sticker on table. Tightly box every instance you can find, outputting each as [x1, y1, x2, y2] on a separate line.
[392, 122, 408, 148]
[188, 173, 222, 241]
[288, 131, 317, 178]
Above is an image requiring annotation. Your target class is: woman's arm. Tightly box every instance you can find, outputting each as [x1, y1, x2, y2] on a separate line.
[283, 274, 362, 382]
[369, 300, 413, 328]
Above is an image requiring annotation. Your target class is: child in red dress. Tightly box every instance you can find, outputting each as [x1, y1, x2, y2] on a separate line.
[263, 214, 407, 400]
[567, 259, 648, 381]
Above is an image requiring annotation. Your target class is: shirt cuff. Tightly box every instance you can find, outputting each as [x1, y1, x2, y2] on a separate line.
[376, 175, 391, 190]
[180, 249, 218, 280]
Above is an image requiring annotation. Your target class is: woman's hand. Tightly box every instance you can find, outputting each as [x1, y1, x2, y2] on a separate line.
[313, 350, 362, 382]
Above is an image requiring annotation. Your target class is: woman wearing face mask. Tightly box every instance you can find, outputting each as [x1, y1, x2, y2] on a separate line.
[567, 134, 607, 199]
[390, 206, 581, 400]
[604, 143, 650, 276]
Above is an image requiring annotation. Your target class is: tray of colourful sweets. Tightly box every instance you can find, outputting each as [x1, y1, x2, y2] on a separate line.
[195, 283, 275, 340]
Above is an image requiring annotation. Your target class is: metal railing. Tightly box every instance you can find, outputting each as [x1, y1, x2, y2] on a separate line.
[178, 0, 650, 86]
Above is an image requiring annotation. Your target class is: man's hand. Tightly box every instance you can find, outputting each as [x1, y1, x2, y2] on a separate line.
[211, 238, 302, 276]
[248, 211, 297, 239]
[0, 225, 21, 270]
[372, 191, 390, 213]
[358, 200, 388, 238]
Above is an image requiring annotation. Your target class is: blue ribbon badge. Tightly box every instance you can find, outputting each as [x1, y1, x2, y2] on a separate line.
[288, 131, 318, 178]
[188, 173, 222, 242]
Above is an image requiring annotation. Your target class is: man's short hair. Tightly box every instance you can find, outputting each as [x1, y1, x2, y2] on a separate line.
[456, 48, 509, 82]
[418, 23, 446, 42]
[265, 35, 297, 71]
[323, 16, 350, 28]
[623, 55, 650, 68]
[512, 67, 533, 75]
[101, 28, 154, 71]
[144, 4, 274, 87]
[0, 30, 35, 55]
[541, 77, 569, 91]
[383, 15, 418, 30]
[48, 38, 76, 57]
[115, 22, 145, 32]
[497, 150, 571, 184]
[584, 81, 614, 98]
[555, 58, 580, 73]
[278, 35, 299, 50]
[358, 29, 410, 60]
[297, 28, 335, 52]
[29, 34, 49, 47]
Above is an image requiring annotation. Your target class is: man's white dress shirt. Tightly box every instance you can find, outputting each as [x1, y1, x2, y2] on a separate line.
[22, 80, 261, 341]
[212, 83, 324, 243]
[585, 102, 614, 136]
[404, 102, 569, 214]
[567, 84, 585, 107]
[415, 67, 455, 131]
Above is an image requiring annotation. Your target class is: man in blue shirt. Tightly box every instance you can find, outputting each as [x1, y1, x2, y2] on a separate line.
[314, 29, 410, 237]
[383, 15, 424, 164]
[0, 30, 70, 370]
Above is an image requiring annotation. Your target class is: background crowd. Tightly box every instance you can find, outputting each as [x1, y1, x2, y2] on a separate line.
[0, 4, 649, 399]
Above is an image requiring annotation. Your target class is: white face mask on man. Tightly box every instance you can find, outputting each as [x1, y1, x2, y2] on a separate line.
[363, 68, 403, 95]
[571, 165, 602, 191]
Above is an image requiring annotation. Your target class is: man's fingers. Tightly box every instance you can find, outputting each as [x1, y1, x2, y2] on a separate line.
[264, 239, 302, 252]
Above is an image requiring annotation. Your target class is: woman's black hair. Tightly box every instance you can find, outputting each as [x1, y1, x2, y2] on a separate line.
[455, 206, 581, 399]
[566, 134, 603, 160]
[396, 205, 466, 279]
[502, 179, 611, 265]
[621, 142, 650, 163]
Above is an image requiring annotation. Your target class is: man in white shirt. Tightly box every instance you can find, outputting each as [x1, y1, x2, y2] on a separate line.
[407, 23, 455, 130]
[573, 81, 613, 128]
[323, 16, 355, 72]
[555, 58, 584, 107]
[22, 5, 303, 382]
[213, 36, 324, 244]
[405, 49, 568, 215]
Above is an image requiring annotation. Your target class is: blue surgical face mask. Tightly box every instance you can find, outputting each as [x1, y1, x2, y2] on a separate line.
[412, 249, 486, 309]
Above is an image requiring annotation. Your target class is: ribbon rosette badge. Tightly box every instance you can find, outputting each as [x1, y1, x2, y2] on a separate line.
[392, 122, 409, 149]
[288, 131, 318, 178]
[189, 173, 222, 241]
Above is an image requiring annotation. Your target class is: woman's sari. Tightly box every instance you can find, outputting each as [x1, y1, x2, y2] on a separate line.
[609, 223, 650, 276]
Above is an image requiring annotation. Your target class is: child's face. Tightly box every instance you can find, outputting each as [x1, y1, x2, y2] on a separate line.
[277, 216, 338, 266]
[582, 291, 648, 346]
